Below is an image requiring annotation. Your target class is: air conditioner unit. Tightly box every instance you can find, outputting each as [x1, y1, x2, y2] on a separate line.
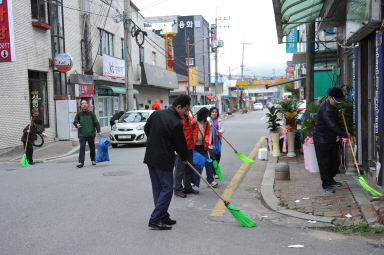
[346, 0, 381, 42]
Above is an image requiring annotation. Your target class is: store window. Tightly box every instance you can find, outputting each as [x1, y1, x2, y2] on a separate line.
[28, 71, 49, 128]
[98, 96, 120, 128]
[49, 0, 67, 97]
[98, 29, 114, 56]
[31, 0, 48, 24]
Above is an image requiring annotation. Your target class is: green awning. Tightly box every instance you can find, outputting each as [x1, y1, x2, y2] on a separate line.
[273, 0, 325, 43]
[96, 85, 139, 95]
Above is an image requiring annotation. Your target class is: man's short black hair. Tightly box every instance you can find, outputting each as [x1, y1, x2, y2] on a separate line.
[328, 87, 344, 98]
[172, 95, 191, 108]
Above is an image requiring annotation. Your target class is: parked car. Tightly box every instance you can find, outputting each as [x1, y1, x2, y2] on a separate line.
[253, 103, 264, 110]
[109, 110, 154, 147]
[191, 104, 214, 115]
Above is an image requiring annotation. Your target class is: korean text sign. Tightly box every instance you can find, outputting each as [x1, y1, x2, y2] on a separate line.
[0, 0, 15, 62]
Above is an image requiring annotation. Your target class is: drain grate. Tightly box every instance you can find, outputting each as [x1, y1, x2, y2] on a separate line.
[103, 171, 130, 176]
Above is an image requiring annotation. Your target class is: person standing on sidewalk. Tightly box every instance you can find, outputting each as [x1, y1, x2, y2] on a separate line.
[313, 88, 350, 193]
[209, 106, 223, 179]
[20, 111, 43, 165]
[73, 99, 101, 168]
[173, 111, 199, 198]
[144, 95, 190, 230]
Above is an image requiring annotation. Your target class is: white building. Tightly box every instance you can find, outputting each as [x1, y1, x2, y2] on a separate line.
[0, 0, 177, 152]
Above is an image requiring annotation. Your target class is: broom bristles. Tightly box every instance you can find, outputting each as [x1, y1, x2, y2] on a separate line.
[235, 150, 254, 164]
[225, 202, 256, 228]
[212, 160, 223, 181]
[20, 153, 30, 167]
[358, 175, 384, 197]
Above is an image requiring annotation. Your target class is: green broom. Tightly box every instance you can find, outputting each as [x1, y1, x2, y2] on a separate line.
[186, 161, 256, 227]
[210, 124, 254, 164]
[20, 116, 32, 167]
[342, 113, 384, 197]
[212, 160, 223, 181]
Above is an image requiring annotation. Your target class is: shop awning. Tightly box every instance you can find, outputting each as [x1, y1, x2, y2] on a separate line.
[141, 63, 178, 89]
[96, 85, 139, 95]
[272, 0, 325, 43]
[292, 49, 337, 65]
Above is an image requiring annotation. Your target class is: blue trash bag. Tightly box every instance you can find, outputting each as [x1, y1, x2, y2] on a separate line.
[95, 136, 110, 163]
[191, 150, 212, 187]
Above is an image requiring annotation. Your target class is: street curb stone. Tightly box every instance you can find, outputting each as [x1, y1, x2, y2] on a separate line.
[260, 155, 336, 223]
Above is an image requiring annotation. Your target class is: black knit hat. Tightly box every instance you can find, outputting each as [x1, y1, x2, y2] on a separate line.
[328, 87, 345, 104]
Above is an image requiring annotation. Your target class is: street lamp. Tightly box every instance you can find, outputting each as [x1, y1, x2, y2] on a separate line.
[187, 36, 209, 99]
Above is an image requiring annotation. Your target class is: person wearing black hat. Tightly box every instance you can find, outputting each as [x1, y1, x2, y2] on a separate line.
[313, 88, 350, 193]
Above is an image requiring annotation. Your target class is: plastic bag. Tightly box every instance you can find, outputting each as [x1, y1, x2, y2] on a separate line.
[95, 136, 110, 163]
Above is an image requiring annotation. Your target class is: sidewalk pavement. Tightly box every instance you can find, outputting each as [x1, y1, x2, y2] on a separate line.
[261, 153, 384, 226]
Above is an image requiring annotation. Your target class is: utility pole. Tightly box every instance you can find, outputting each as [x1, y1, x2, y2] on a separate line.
[238, 41, 252, 111]
[124, 0, 134, 111]
[305, 23, 315, 120]
[81, 0, 92, 74]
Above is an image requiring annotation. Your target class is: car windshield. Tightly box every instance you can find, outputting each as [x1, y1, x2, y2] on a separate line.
[119, 112, 150, 123]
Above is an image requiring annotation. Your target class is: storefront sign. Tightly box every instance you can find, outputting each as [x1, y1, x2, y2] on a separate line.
[286, 28, 297, 53]
[75, 84, 94, 97]
[0, 0, 15, 62]
[103, 54, 125, 79]
[54, 53, 73, 72]
[189, 66, 198, 86]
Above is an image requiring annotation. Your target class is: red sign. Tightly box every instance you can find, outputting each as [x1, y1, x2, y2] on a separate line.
[54, 53, 73, 72]
[77, 84, 94, 97]
[0, 0, 15, 62]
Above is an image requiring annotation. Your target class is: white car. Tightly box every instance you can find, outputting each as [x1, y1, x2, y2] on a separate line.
[109, 110, 154, 147]
[191, 104, 215, 115]
[253, 103, 264, 110]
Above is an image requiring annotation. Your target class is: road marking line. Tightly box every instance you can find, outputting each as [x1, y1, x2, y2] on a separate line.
[210, 135, 266, 217]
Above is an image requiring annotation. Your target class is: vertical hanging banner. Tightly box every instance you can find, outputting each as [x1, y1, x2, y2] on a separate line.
[0, 0, 15, 62]
[353, 47, 359, 124]
[376, 31, 383, 186]
[286, 27, 297, 53]
[189, 66, 198, 86]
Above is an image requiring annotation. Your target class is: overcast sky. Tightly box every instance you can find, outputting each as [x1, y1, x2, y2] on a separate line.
[130, 0, 292, 78]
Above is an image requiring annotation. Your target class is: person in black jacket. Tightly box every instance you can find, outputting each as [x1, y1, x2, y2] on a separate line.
[21, 116, 43, 165]
[144, 95, 190, 230]
[109, 111, 124, 128]
[313, 88, 350, 193]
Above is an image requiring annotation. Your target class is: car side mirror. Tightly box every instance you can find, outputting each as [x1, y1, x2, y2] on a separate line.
[114, 120, 119, 124]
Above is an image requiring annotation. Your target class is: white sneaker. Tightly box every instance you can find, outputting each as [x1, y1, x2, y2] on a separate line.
[210, 181, 218, 188]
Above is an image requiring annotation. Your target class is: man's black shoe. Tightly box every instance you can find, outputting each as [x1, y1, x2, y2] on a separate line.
[28, 161, 35, 165]
[184, 188, 199, 195]
[162, 217, 176, 225]
[324, 186, 335, 193]
[148, 221, 172, 230]
[77, 163, 84, 168]
[330, 181, 342, 187]
[174, 191, 187, 198]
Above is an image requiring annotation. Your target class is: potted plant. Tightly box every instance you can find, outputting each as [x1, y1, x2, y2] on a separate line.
[278, 100, 299, 157]
[266, 106, 282, 156]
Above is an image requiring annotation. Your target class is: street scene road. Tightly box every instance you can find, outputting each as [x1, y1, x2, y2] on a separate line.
[1, 111, 382, 255]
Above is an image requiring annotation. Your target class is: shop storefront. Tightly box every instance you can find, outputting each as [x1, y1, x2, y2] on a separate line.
[28, 70, 49, 129]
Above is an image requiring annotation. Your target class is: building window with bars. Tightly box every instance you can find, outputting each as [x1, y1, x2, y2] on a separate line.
[31, 0, 48, 24]
[98, 29, 114, 56]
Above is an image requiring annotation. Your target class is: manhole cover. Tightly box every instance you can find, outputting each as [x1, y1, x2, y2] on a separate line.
[103, 171, 130, 176]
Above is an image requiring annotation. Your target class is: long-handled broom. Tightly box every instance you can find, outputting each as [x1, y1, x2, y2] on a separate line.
[20, 116, 32, 167]
[189, 109, 223, 180]
[186, 161, 256, 227]
[210, 124, 254, 164]
[341, 113, 384, 197]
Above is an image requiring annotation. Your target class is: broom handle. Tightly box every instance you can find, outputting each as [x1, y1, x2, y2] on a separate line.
[341, 112, 361, 175]
[210, 123, 236, 151]
[24, 116, 33, 153]
[186, 161, 226, 202]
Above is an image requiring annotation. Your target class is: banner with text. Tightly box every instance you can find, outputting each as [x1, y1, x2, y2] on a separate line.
[0, 0, 15, 62]
[103, 54, 125, 79]
[286, 27, 297, 53]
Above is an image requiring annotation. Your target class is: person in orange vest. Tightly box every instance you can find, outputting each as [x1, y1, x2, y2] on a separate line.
[191, 107, 218, 188]
[152, 99, 161, 110]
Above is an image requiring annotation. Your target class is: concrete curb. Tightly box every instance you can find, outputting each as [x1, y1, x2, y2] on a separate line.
[10, 145, 80, 163]
[260, 155, 336, 223]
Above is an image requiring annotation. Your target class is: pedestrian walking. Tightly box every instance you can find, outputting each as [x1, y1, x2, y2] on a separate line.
[313, 88, 350, 193]
[109, 111, 124, 128]
[209, 107, 224, 179]
[152, 99, 161, 110]
[73, 99, 101, 168]
[173, 111, 199, 198]
[20, 113, 43, 165]
[191, 107, 218, 188]
[144, 95, 190, 230]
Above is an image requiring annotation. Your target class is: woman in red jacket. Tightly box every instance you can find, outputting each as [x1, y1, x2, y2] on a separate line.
[191, 107, 218, 188]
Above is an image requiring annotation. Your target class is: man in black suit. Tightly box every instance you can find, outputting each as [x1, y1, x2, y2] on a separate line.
[144, 95, 190, 230]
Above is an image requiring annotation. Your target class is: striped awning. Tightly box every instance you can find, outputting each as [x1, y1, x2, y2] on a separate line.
[272, 0, 325, 43]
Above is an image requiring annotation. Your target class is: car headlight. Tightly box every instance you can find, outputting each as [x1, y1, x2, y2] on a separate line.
[112, 125, 117, 131]
[136, 124, 144, 130]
